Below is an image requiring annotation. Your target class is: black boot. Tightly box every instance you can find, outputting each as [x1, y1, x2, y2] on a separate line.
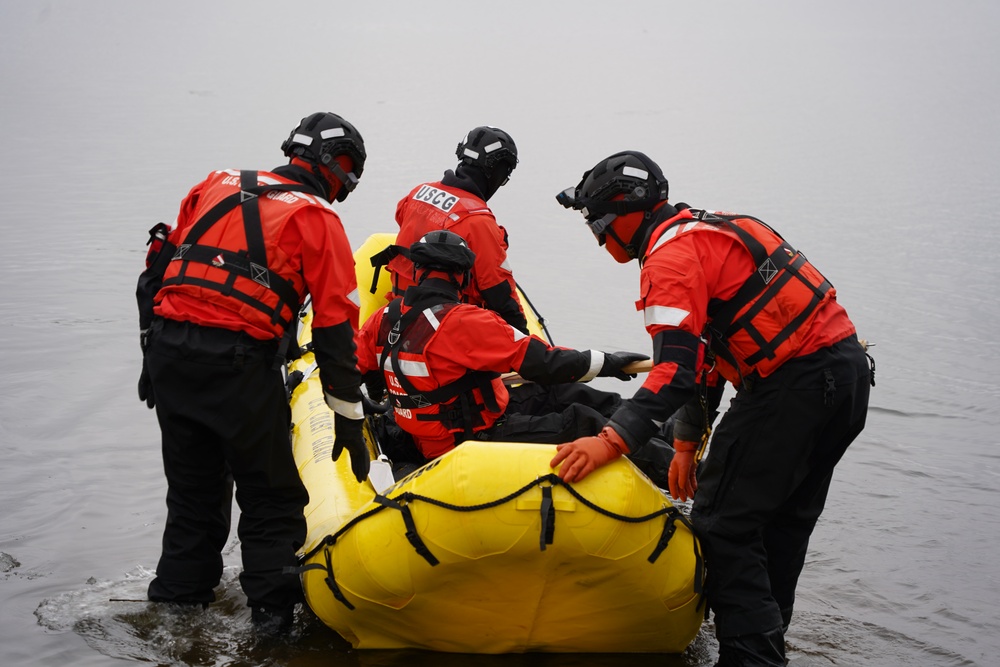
[251, 604, 295, 635]
[715, 626, 786, 667]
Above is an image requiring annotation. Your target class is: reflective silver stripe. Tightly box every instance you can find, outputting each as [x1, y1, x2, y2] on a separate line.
[326, 394, 363, 420]
[423, 307, 442, 330]
[644, 305, 689, 327]
[579, 350, 604, 382]
[512, 326, 528, 341]
[380, 355, 430, 378]
[346, 288, 360, 307]
[397, 359, 430, 377]
[622, 166, 648, 179]
[650, 221, 693, 254]
[650, 219, 733, 255]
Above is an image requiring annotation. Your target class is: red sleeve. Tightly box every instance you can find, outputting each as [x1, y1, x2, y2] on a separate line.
[423, 306, 532, 378]
[607, 231, 750, 450]
[355, 306, 384, 375]
[166, 178, 208, 244]
[463, 214, 519, 297]
[638, 231, 749, 392]
[294, 206, 360, 331]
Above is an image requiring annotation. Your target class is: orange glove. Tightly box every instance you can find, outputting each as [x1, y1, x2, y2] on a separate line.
[668, 439, 699, 502]
[550, 426, 630, 483]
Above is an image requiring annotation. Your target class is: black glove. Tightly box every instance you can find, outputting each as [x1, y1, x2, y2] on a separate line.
[137, 359, 155, 409]
[138, 330, 155, 409]
[333, 412, 371, 483]
[362, 395, 390, 415]
[598, 351, 650, 381]
[363, 371, 386, 403]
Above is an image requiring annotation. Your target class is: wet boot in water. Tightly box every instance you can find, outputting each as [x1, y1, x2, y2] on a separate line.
[251, 605, 295, 635]
[715, 626, 786, 666]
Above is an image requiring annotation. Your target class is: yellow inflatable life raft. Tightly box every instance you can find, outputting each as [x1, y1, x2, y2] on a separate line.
[288, 234, 705, 653]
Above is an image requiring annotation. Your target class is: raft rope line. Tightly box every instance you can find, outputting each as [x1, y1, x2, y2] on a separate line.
[290, 473, 704, 609]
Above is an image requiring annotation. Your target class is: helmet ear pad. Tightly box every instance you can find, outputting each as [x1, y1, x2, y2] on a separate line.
[604, 210, 647, 264]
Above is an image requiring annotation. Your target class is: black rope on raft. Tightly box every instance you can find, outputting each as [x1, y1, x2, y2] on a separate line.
[296, 473, 695, 610]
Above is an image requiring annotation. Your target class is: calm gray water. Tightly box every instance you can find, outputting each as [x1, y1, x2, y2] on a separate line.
[2, 2, 999, 665]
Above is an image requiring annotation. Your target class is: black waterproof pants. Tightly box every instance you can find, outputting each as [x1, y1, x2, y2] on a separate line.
[690, 336, 870, 648]
[145, 318, 308, 610]
[483, 382, 621, 444]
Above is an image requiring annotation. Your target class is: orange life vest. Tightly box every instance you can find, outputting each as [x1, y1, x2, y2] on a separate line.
[156, 170, 320, 342]
[374, 298, 505, 456]
[648, 208, 835, 384]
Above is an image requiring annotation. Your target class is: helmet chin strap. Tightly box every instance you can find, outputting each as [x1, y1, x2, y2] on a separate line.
[605, 210, 655, 260]
[604, 225, 637, 259]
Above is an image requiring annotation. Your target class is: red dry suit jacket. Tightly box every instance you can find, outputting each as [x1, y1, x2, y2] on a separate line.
[388, 178, 527, 332]
[152, 167, 363, 416]
[607, 204, 858, 451]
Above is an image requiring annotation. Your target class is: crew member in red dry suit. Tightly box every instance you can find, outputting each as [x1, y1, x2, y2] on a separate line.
[550, 150, 873, 667]
[373, 125, 529, 333]
[357, 230, 647, 462]
[135, 112, 370, 633]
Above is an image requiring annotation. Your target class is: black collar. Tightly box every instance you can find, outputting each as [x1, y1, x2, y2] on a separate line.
[271, 163, 329, 200]
[637, 202, 682, 258]
[403, 278, 462, 310]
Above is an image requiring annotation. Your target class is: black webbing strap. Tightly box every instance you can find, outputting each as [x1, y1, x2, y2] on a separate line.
[647, 511, 678, 564]
[176, 176, 313, 248]
[283, 548, 356, 610]
[646, 507, 705, 597]
[374, 494, 439, 566]
[163, 273, 291, 329]
[369, 244, 405, 294]
[395, 371, 498, 411]
[322, 546, 356, 610]
[539, 485, 556, 551]
[239, 170, 268, 273]
[164, 243, 300, 325]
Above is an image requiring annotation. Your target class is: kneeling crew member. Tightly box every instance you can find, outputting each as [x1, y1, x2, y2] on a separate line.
[356, 230, 647, 460]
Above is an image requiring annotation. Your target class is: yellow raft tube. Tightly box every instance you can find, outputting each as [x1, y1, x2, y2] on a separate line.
[289, 234, 705, 653]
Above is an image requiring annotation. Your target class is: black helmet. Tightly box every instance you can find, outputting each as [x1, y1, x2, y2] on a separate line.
[456, 126, 518, 178]
[281, 112, 367, 202]
[408, 230, 477, 275]
[556, 150, 668, 218]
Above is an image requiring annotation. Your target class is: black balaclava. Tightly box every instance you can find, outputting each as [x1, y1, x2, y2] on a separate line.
[442, 162, 510, 202]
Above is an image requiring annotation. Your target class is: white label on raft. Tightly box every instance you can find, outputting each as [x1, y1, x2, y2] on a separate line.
[368, 457, 395, 495]
[413, 185, 459, 213]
